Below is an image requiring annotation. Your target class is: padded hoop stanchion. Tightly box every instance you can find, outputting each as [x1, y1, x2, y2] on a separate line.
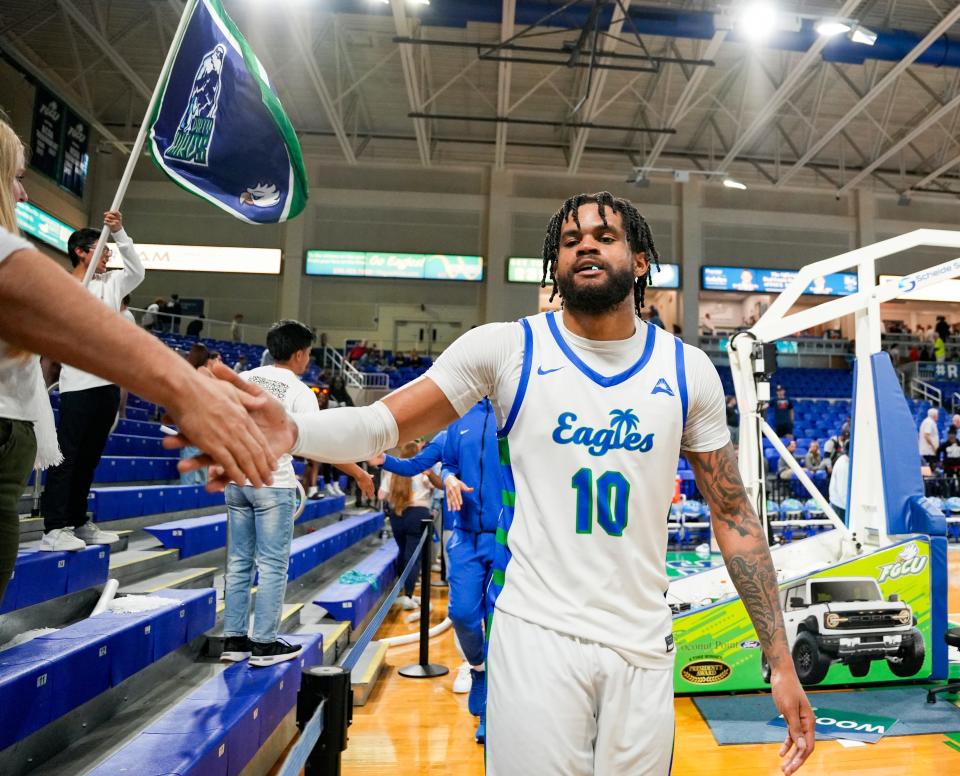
[398, 518, 449, 679]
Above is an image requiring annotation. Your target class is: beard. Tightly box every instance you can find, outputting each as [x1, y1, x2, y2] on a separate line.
[555, 262, 635, 315]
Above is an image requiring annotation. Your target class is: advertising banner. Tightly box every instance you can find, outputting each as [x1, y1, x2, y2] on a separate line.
[917, 362, 960, 381]
[673, 538, 932, 693]
[15, 202, 74, 253]
[59, 108, 90, 198]
[701, 266, 858, 296]
[507, 257, 680, 288]
[305, 250, 484, 282]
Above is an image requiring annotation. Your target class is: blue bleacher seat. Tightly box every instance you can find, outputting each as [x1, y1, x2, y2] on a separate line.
[287, 512, 384, 584]
[0, 589, 214, 751]
[0, 547, 107, 613]
[86, 633, 322, 776]
[313, 541, 398, 627]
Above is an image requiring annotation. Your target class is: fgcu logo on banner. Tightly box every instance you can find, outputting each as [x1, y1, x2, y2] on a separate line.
[148, 0, 308, 224]
[877, 541, 928, 583]
[552, 409, 655, 457]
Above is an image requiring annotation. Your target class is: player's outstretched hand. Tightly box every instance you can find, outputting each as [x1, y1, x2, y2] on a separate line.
[444, 474, 473, 511]
[162, 365, 277, 489]
[355, 468, 376, 501]
[771, 666, 815, 774]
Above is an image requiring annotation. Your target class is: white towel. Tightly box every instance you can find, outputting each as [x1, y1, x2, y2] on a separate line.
[25, 356, 62, 469]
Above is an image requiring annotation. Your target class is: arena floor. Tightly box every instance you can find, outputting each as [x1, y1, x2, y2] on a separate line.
[337, 547, 960, 775]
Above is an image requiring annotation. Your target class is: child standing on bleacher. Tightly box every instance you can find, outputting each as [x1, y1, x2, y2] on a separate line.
[220, 320, 318, 667]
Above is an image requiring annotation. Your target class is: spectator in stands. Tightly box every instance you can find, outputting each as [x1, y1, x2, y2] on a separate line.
[378, 441, 433, 610]
[920, 343, 932, 361]
[951, 414, 960, 435]
[936, 315, 950, 343]
[185, 313, 204, 338]
[120, 295, 136, 326]
[0, 120, 63, 600]
[725, 395, 739, 445]
[330, 375, 354, 407]
[220, 320, 319, 667]
[934, 333, 947, 363]
[181, 344, 211, 485]
[919, 407, 940, 468]
[40, 210, 145, 552]
[908, 343, 920, 363]
[778, 439, 798, 480]
[409, 348, 423, 369]
[165, 294, 182, 334]
[822, 428, 849, 467]
[393, 350, 409, 368]
[937, 428, 960, 488]
[700, 313, 714, 335]
[888, 343, 901, 366]
[233, 355, 248, 373]
[772, 385, 794, 438]
[230, 313, 245, 343]
[348, 340, 368, 363]
[142, 297, 164, 331]
[804, 441, 823, 472]
[647, 306, 664, 329]
[828, 443, 849, 523]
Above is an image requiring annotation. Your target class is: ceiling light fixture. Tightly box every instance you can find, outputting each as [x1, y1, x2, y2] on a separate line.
[723, 177, 748, 190]
[736, 2, 779, 44]
[849, 25, 878, 46]
[815, 19, 851, 37]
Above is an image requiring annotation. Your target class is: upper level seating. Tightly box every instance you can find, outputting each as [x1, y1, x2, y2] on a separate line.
[716, 366, 853, 399]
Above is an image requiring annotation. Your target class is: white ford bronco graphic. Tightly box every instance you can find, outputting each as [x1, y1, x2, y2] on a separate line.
[760, 575, 923, 685]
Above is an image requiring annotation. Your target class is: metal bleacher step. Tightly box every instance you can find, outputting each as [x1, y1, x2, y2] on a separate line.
[292, 621, 351, 666]
[349, 640, 389, 706]
[121, 566, 218, 595]
[108, 548, 179, 586]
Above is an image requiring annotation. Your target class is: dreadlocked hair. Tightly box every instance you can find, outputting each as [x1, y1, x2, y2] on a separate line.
[540, 191, 661, 316]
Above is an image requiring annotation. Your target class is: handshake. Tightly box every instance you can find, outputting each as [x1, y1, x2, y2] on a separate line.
[162, 361, 299, 489]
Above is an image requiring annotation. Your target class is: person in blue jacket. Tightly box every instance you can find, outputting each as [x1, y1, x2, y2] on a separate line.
[440, 398, 502, 743]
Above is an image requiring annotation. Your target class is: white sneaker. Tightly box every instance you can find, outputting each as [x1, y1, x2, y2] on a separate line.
[411, 595, 421, 605]
[396, 595, 418, 610]
[431, 562, 442, 572]
[39, 528, 86, 552]
[453, 662, 472, 694]
[333, 483, 346, 496]
[75, 521, 120, 545]
[324, 483, 338, 497]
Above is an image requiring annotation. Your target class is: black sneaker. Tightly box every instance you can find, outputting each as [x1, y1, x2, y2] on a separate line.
[249, 638, 303, 667]
[220, 636, 252, 663]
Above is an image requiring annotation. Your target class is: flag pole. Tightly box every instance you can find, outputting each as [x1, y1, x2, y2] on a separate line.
[83, 0, 199, 286]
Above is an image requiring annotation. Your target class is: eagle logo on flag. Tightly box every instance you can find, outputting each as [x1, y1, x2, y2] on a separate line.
[165, 44, 226, 166]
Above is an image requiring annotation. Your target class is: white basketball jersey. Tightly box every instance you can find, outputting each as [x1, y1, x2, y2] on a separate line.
[491, 311, 687, 669]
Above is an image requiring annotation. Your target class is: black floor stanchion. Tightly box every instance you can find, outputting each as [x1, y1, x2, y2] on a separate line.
[399, 518, 449, 679]
[297, 665, 352, 776]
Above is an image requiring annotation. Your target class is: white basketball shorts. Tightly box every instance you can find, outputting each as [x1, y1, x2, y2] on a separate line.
[486, 609, 675, 776]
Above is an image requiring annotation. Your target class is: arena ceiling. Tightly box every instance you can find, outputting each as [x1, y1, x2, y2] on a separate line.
[3, 0, 960, 197]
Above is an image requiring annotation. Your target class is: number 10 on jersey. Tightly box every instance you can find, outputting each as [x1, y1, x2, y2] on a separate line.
[571, 468, 630, 536]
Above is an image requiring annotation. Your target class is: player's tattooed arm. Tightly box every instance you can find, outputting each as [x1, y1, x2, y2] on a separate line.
[688, 442, 816, 774]
[686, 443, 787, 668]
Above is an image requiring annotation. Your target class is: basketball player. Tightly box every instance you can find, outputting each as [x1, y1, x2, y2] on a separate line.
[182, 193, 815, 775]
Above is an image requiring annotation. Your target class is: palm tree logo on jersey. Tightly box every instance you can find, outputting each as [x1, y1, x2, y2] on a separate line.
[552, 409, 654, 457]
[608, 408, 639, 447]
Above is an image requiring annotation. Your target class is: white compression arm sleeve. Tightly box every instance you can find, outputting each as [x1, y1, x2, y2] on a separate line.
[290, 401, 399, 463]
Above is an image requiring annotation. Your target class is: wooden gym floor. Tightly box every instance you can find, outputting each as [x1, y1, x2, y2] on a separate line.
[342, 548, 960, 775]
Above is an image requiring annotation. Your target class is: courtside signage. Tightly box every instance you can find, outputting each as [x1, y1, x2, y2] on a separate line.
[507, 257, 681, 288]
[305, 250, 484, 282]
[106, 243, 281, 274]
[702, 266, 858, 296]
[15, 202, 74, 253]
[879, 273, 960, 303]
